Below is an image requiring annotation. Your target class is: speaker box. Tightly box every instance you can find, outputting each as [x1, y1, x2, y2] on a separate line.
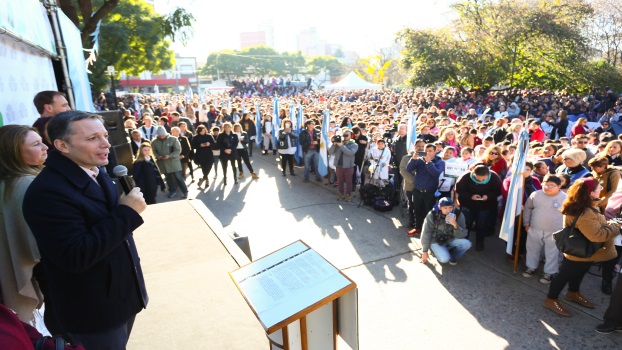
[105, 142, 134, 175]
[98, 110, 128, 146]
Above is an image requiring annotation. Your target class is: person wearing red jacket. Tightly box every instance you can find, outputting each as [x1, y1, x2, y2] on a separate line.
[530, 120, 545, 143]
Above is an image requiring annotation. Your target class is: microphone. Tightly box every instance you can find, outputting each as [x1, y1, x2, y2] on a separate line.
[113, 165, 135, 195]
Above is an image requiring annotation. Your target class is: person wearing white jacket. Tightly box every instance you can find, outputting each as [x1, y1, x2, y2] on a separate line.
[367, 139, 391, 184]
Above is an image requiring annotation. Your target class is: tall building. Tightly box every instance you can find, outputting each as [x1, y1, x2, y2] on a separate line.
[240, 31, 266, 49]
[240, 21, 274, 49]
[297, 27, 326, 57]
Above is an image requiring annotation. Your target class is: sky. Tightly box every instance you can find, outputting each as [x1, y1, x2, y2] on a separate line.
[154, 0, 456, 65]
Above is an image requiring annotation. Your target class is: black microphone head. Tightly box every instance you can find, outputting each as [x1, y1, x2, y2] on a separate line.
[113, 165, 128, 177]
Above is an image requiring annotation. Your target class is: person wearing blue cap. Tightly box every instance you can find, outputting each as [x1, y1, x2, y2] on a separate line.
[419, 197, 472, 265]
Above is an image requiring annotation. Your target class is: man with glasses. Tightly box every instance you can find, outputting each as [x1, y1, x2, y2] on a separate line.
[522, 175, 566, 284]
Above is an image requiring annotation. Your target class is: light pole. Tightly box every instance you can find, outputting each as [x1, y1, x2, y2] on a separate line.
[107, 66, 118, 110]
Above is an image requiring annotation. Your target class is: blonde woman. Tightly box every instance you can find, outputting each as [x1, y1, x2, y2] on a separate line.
[132, 142, 164, 204]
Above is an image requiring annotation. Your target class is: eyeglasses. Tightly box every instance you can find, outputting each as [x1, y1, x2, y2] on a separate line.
[577, 141, 587, 144]
[543, 184, 559, 188]
[489, 152, 499, 155]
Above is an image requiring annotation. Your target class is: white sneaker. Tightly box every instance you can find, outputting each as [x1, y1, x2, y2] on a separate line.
[540, 273, 553, 284]
[522, 268, 536, 278]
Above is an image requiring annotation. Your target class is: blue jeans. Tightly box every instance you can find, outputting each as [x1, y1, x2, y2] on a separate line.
[430, 238, 472, 263]
[164, 171, 188, 195]
[304, 150, 320, 180]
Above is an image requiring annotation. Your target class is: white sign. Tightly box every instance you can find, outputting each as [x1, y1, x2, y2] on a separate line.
[444, 162, 469, 178]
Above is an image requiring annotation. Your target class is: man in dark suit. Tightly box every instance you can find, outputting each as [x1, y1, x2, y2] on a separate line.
[130, 129, 150, 156]
[23, 111, 148, 350]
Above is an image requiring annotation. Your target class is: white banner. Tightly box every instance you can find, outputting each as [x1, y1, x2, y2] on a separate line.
[0, 36, 57, 126]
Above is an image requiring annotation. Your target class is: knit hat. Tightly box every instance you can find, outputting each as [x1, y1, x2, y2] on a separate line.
[561, 149, 586, 165]
[155, 125, 167, 136]
[583, 177, 597, 192]
[438, 197, 454, 207]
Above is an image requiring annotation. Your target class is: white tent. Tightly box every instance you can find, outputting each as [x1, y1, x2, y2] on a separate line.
[324, 71, 382, 90]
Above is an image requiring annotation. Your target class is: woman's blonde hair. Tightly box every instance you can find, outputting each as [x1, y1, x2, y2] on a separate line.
[134, 142, 154, 162]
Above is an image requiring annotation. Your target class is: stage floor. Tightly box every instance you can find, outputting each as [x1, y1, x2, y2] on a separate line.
[127, 200, 265, 349]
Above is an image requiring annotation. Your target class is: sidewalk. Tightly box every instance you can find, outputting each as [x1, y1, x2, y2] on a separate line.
[154, 152, 621, 349]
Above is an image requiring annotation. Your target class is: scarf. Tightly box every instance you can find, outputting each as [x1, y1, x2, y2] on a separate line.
[470, 172, 491, 185]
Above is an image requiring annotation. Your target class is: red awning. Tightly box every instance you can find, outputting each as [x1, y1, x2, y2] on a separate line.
[118, 78, 190, 86]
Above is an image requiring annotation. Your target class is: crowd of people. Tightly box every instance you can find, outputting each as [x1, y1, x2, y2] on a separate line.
[3, 85, 622, 348]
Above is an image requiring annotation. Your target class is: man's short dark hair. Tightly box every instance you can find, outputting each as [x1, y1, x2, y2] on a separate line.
[473, 164, 490, 176]
[425, 143, 436, 150]
[352, 126, 360, 135]
[305, 120, 315, 127]
[47, 110, 103, 143]
[543, 174, 562, 186]
[33, 91, 65, 114]
[171, 112, 180, 117]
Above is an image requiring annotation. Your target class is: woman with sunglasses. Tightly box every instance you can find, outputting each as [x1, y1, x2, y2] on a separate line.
[482, 145, 507, 179]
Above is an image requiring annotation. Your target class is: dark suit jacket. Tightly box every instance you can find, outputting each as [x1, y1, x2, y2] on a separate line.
[23, 151, 148, 333]
[131, 137, 150, 156]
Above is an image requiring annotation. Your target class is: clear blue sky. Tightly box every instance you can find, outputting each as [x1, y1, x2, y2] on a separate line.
[154, 0, 455, 63]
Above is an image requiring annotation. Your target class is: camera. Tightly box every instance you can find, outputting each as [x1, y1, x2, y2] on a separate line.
[332, 135, 342, 143]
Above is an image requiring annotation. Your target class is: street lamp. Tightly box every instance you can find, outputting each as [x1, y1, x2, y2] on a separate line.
[107, 65, 118, 110]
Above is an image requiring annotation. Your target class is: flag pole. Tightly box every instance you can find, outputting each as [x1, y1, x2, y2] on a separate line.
[513, 174, 527, 273]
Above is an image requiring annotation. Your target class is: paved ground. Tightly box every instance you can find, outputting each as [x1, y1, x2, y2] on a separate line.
[156, 151, 622, 350]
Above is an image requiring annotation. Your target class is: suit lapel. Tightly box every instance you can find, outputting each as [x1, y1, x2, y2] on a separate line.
[97, 169, 119, 209]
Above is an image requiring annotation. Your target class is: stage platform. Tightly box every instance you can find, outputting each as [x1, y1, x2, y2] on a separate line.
[127, 200, 265, 349]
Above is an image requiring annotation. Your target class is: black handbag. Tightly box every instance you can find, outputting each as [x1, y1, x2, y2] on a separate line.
[553, 210, 604, 258]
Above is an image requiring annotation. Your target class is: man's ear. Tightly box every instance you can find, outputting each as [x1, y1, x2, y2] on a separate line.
[54, 139, 69, 154]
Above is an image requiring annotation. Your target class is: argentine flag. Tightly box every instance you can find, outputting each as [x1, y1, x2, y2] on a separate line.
[406, 113, 418, 151]
[272, 98, 280, 146]
[255, 103, 262, 146]
[186, 86, 193, 103]
[318, 109, 330, 177]
[295, 104, 304, 164]
[499, 128, 530, 255]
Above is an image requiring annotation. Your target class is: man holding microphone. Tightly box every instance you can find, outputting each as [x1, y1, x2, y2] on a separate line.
[24, 111, 148, 350]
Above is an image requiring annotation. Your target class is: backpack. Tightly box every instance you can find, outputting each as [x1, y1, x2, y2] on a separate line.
[359, 183, 379, 206]
[373, 198, 393, 212]
[372, 184, 396, 212]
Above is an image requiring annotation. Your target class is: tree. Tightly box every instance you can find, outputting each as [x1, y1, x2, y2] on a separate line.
[68, 0, 195, 92]
[280, 51, 306, 80]
[354, 55, 392, 86]
[398, 0, 595, 92]
[586, 0, 622, 68]
[201, 51, 247, 81]
[306, 56, 345, 87]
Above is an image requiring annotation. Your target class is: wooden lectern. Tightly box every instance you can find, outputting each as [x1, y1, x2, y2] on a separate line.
[230, 241, 359, 350]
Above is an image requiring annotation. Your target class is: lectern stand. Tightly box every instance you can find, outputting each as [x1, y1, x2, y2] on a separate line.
[230, 241, 359, 350]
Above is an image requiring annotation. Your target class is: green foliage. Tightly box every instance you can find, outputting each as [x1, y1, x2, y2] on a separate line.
[584, 60, 622, 92]
[397, 0, 596, 92]
[88, 0, 180, 92]
[306, 56, 345, 77]
[199, 46, 308, 80]
[59, 0, 194, 93]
